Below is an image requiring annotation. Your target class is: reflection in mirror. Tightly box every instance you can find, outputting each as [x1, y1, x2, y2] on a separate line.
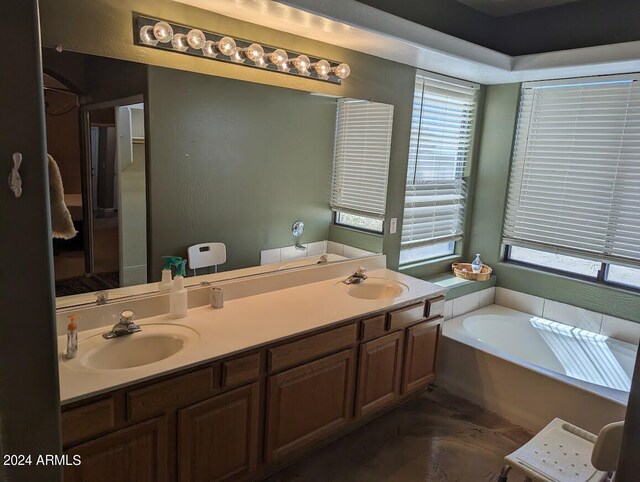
[47, 49, 387, 310]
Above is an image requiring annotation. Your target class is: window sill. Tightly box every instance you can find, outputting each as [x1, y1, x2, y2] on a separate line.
[426, 272, 496, 299]
[398, 254, 460, 271]
[331, 224, 383, 237]
[499, 261, 640, 296]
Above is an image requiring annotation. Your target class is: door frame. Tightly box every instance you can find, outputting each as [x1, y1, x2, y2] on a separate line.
[79, 94, 143, 280]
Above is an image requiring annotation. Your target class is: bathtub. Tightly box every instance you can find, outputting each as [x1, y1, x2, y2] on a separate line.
[438, 304, 633, 433]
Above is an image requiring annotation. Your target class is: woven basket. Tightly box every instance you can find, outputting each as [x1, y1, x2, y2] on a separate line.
[452, 262, 492, 281]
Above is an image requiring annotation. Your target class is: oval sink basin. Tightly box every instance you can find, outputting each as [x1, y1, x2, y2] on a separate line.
[69, 324, 199, 371]
[345, 278, 408, 300]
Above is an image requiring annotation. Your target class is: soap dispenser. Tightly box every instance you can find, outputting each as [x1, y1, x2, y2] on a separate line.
[170, 259, 188, 319]
[471, 253, 483, 274]
[159, 256, 180, 291]
[66, 315, 79, 359]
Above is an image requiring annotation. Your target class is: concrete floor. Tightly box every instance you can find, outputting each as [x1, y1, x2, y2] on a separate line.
[270, 387, 533, 482]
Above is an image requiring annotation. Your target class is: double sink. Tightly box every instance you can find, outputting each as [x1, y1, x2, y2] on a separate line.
[62, 277, 409, 372]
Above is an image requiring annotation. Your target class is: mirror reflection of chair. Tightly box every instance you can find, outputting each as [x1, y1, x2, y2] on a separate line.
[187, 243, 226, 276]
[499, 418, 624, 482]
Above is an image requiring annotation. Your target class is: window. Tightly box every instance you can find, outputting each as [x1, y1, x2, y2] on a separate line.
[330, 99, 394, 232]
[400, 72, 480, 265]
[334, 211, 383, 233]
[503, 74, 640, 290]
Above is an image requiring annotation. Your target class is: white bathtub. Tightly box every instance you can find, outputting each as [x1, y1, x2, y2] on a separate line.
[438, 304, 633, 433]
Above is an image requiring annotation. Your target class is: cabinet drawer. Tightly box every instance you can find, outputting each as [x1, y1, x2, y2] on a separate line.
[387, 302, 426, 331]
[360, 314, 386, 342]
[221, 352, 261, 389]
[127, 367, 217, 422]
[62, 398, 116, 446]
[268, 323, 357, 373]
[426, 296, 446, 318]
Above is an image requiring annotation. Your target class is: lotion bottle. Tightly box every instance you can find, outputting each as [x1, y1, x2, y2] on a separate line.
[170, 259, 188, 318]
[66, 315, 79, 359]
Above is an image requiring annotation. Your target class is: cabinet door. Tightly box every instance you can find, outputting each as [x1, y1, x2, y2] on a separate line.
[265, 349, 356, 463]
[178, 382, 260, 482]
[64, 416, 168, 482]
[355, 331, 404, 417]
[402, 320, 441, 394]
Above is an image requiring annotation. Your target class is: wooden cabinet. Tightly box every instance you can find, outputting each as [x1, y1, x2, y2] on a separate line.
[61, 294, 444, 480]
[402, 318, 442, 394]
[64, 416, 168, 482]
[265, 348, 356, 463]
[178, 383, 260, 482]
[355, 331, 404, 417]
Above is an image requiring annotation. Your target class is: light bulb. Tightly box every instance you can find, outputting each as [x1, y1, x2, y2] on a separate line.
[202, 40, 217, 57]
[187, 29, 206, 50]
[139, 25, 157, 46]
[314, 59, 330, 78]
[333, 63, 351, 79]
[292, 55, 310, 74]
[230, 48, 244, 63]
[269, 49, 288, 65]
[153, 21, 173, 43]
[171, 33, 189, 52]
[217, 36, 236, 56]
[245, 43, 264, 62]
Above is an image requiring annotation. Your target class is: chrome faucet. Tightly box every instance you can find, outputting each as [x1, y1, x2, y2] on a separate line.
[102, 310, 141, 339]
[317, 254, 328, 265]
[96, 290, 109, 305]
[295, 242, 307, 251]
[345, 267, 368, 284]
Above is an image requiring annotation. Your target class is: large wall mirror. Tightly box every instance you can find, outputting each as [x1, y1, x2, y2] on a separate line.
[46, 49, 389, 309]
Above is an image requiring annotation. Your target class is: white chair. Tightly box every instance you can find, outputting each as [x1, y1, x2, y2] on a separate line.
[187, 243, 226, 276]
[499, 418, 624, 482]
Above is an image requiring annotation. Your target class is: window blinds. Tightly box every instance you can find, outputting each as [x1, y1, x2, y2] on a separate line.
[401, 72, 479, 249]
[503, 76, 640, 267]
[330, 99, 394, 219]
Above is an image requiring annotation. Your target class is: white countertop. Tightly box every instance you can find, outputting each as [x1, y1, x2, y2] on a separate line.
[58, 268, 445, 405]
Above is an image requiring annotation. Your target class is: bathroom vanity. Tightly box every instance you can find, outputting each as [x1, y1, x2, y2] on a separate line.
[58, 268, 445, 481]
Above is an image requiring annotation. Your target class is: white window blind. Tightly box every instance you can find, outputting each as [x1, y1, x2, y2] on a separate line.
[503, 75, 640, 267]
[330, 99, 394, 219]
[401, 72, 479, 250]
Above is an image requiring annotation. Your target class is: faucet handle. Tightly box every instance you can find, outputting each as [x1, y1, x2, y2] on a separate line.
[119, 310, 135, 324]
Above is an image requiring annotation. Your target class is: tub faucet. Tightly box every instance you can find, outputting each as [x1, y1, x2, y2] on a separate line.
[102, 310, 141, 339]
[295, 242, 307, 251]
[345, 267, 368, 284]
[317, 254, 328, 265]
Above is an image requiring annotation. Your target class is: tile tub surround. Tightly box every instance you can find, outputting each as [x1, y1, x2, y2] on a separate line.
[416, 285, 638, 345]
[57, 264, 445, 404]
[260, 240, 375, 265]
[493, 287, 640, 345]
[444, 286, 495, 320]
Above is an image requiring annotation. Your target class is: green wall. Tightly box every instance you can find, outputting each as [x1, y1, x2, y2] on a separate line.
[40, 0, 418, 275]
[467, 84, 640, 322]
[146, 66, 337, 277]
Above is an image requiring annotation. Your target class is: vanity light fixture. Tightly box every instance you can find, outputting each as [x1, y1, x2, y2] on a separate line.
[134, 15, 351, 84]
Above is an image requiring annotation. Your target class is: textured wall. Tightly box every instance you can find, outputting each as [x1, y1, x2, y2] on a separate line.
[146, 67, 337, 277]
[467, 84, 640, 322]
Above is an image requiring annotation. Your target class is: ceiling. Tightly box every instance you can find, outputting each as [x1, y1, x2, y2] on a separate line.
[173, 0, 640, 85]
[355, 0, 640, 56]
[456, 0, 582, 17]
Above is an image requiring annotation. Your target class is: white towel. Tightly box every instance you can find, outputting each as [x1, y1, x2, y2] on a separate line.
[48, 154, 77, 239]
